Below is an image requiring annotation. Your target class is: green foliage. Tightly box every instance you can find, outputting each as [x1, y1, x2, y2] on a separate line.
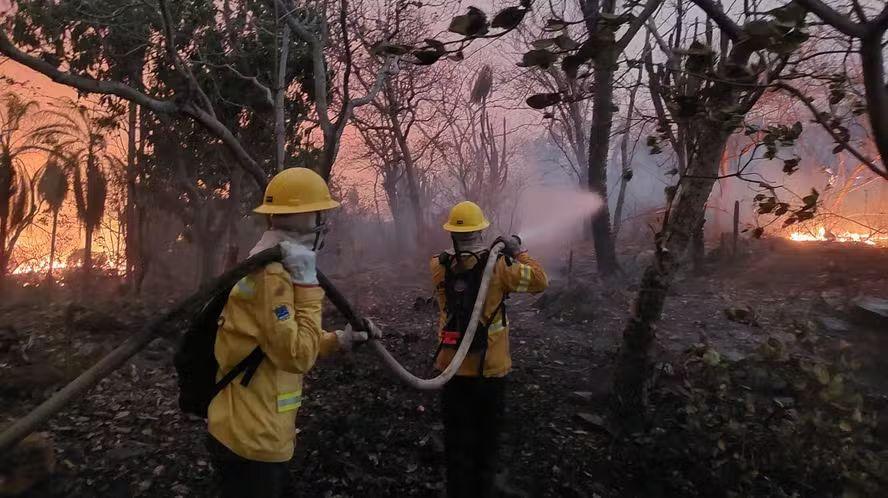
[679, 40, 716, 74]
[752, 186, 818, 230]
[0, 93, 41, 272]
[526, 93, 562, 109]
[448, 7, 489, 37]
[519, 49, 558, 69]
[618, 340, 887, 496]
[10, 0, 320, 179]
[739, 5, 810, 56]
[490, 6, 527, 30]
[38, 152, 68, 212]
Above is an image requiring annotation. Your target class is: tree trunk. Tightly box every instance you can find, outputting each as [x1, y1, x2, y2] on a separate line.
[692, 217, 705, 273]
[83, 224, 94, 291]
[613, 171, 630, 238]
[0, 218, 8, 288]
[125, 101, 141, 293]
[859, 33, 888, 176]
[46, 209, 59, 286]
[274, 25, 291, 172]
[613, 66, 642, 238]
[319, 131, 337, 181]
[611, 126, 730, 427]
[384, 82, 425, 246]
[587, 59, 620, 276]
[732, 200, 739, 258]
[613, 123, 632, 238]
[197, 235, 217, 285]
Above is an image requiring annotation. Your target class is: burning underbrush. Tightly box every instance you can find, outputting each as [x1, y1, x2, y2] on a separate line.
[788, 226, 888, 247]
[779, 220, 888, 248]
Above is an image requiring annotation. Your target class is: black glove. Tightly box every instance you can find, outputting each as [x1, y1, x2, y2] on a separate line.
[493, 235, 524, 257]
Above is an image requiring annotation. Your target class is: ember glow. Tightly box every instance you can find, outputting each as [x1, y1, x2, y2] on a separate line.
[11, 257, 70, 275]
[788, 226, 888, 247]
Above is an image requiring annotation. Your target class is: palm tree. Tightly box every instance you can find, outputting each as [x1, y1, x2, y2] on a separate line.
[0, 93, 40, 284]
[37, 102, 108, 280]
[38, 149, 68, 285]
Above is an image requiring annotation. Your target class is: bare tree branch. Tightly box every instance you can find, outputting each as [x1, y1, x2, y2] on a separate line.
[158, 0, 217, 119]
[194, 61, 275, 108]
[274, 0, 333, 133]
[0, 28, 267, 188]
[850, 0, 868, 23]
[0, 30, 176, 115]
[616, 0, 663, 52]
[793, 0, 867, 38]
[688, 0, 745, 41]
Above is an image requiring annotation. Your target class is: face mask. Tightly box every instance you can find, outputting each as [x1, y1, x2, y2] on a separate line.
[452, 232, 485, 254]
[268, 212, 329, 251]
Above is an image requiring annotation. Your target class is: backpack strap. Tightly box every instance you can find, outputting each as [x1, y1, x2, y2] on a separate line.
[210, 346, 264, 398]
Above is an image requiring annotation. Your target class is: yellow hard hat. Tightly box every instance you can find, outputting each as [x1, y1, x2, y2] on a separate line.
[253, 167, 340, 214]
[442, 201, 490, 232]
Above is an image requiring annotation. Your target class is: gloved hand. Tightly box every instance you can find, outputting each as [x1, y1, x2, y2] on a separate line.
[335, 324, 369, 352]
[334, 319, 382, 352]
[493, 235, 524, 257]
[364, 318, 383, 340]
[279, 241, 317, 285]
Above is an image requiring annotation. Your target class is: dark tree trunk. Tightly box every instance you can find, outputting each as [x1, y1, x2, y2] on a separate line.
[319, 131, 336, 181]
[587, 61, 620, 276]
[691, 217, 705, 273]
[732, 200, 740, 258]
[0, 219, 8, 288]
[82, 225, 94, 292]
[125, 102, 141, 293]
[612, 125, 730, 427]
[196, 235, 218, 285]
[860, 33, 888, 176]
[46, 209, 59, 286]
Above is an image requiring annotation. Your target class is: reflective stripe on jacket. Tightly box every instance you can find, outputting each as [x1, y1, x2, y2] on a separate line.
[208, 262, 339, 462]
[431, 252, 548, 377]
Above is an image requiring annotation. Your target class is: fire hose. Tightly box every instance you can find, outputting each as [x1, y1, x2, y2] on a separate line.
[0, 242, 503, 453]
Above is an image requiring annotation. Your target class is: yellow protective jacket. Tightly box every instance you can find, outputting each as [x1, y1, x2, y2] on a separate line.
[431, 251, 548, 377]
[208, 262, 339, 463]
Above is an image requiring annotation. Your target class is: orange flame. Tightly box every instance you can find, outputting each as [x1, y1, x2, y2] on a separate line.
[788, 226, 888, 247]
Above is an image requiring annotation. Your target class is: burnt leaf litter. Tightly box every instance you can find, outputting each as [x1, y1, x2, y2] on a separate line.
[2, 239, 887, 497]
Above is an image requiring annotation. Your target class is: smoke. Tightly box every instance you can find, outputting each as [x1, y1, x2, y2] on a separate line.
[505, 186, 603, 252]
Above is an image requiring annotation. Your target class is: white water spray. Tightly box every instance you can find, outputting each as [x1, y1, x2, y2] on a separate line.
[510, 186, 604, 247]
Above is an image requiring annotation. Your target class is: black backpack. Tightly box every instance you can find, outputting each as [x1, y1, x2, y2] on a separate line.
[434, 250, 507, 376]
[174, 283, 264, 418]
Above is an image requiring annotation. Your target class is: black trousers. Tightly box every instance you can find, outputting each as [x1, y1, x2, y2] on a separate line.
[206, 435, 289, 498]
[442, 375, 507, 498]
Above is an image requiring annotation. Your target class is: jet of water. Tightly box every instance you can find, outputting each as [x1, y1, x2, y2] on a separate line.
[510, 187, 604, 247]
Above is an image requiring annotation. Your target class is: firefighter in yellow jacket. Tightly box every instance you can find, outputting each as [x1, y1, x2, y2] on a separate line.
[431, 201, 548, 498]
[206, 168, 380, 498]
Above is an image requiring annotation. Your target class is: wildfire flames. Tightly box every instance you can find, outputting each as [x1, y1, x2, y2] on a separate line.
[788, 226, 888, 247]
[11, 258, 67, 275]
[11, 254, 124, 276]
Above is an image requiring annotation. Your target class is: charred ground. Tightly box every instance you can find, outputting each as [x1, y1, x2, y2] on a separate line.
[1, 239, 887, 497]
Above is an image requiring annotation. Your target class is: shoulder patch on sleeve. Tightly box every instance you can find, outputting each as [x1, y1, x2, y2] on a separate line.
[274, 304, 291, 321]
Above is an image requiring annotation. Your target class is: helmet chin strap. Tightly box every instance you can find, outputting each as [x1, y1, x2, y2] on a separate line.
[312, 212, 326, 251]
